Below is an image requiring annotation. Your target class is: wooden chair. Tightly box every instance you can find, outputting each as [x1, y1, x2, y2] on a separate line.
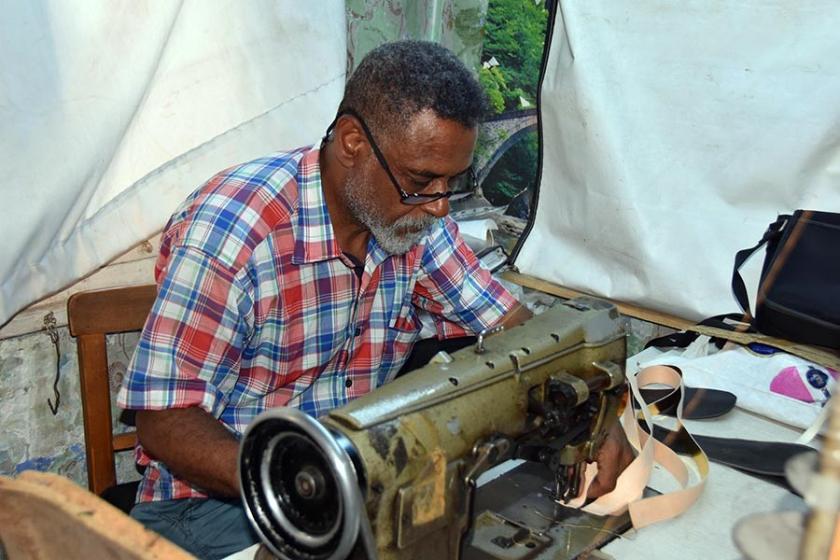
[0, 470, 194, 559]
[67, 285, 157, 511]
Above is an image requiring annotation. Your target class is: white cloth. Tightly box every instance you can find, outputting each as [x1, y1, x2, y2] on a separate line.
[0, 1, 346, 325]
[631, 345, 833, 431]
[517, 1, 840, 321]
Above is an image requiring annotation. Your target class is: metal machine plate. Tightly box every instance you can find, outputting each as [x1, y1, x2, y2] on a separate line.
[463, 462, 647, 559]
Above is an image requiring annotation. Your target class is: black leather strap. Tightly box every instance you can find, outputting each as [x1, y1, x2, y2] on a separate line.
[645, 313, 754, 350]
[731, 214, 790, 319]
[638, 386, 736, 420]
[650, 424, 816, 492]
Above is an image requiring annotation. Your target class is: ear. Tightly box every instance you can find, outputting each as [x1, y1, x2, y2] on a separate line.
[332, 114, 368, 168]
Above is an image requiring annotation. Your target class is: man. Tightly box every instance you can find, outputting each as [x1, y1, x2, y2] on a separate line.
[118, 41, 632, 559]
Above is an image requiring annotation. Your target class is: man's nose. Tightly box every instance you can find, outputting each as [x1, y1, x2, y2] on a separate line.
[422, 196, 449, 218]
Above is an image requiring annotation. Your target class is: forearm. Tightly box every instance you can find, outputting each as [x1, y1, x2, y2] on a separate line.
[135, 407, 240, 498]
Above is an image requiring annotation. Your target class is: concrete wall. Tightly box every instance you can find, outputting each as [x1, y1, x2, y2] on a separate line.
[0, 331, 142, 487]
[345, 0, 487, 71]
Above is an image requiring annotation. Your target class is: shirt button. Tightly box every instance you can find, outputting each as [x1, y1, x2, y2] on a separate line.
[345, 378, 353, 388]
[354, 325, 363, 337]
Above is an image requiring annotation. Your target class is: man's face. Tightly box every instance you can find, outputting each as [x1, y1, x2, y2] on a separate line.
[340, 109, 477, 255]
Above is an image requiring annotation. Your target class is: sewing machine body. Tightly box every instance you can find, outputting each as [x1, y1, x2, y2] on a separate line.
[240, 297, 627, 559]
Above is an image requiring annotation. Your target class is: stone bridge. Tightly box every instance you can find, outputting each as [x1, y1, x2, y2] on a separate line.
[475, 108, 538, 184]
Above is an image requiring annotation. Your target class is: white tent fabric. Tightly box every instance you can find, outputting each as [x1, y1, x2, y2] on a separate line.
[0, 1, 346, 326]
[517, 1, 840, 321]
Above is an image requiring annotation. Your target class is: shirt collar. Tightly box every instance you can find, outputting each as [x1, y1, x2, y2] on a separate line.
[292, 147, 344, 264]
[291, 146, 430, 269]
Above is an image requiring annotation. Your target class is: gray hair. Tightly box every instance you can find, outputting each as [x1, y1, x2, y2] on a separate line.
[338, 40, 488, 141]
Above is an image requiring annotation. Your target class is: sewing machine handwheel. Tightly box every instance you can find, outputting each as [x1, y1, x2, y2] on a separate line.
[240, 408, 362, 560]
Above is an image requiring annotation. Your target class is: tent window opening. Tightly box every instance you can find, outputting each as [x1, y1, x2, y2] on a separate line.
[451, 0, 553, 261]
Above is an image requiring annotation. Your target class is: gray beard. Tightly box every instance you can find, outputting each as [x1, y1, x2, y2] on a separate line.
[341, 172, 437, 255]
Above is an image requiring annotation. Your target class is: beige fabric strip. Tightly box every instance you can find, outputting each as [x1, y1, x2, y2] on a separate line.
[568, 365, 709, 528]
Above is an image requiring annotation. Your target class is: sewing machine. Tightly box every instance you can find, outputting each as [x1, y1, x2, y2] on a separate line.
[238, 297, 628, 559]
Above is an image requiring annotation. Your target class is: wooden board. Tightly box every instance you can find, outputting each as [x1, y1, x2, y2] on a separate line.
[501, 270, 694, 329]
[0, 471, 193, 559]
[502, 270, 840, 370]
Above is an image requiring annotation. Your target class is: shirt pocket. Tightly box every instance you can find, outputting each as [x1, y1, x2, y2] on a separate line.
[389, 292, 420, 333]
[388, 289, 421, 351]
[379, 287, 421, 385]
[382, 310, 419, 389]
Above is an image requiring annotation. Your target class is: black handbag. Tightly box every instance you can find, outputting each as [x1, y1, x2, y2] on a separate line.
[732, 210, 840, 349]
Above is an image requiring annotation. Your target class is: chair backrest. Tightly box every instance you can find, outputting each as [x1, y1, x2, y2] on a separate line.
[0, 471, 194, 559]
[67, 285, 157, 495]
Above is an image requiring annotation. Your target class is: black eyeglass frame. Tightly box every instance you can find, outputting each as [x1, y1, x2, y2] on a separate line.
[323, 108, 477, 206]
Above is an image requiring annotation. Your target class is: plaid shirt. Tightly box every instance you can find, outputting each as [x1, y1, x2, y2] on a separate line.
[117, 146, 517, 502]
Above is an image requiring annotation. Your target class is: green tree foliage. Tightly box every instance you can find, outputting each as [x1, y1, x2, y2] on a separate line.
[478, 67, 506, 114]
[476, 1, 548, 219]
[482, 0, 548, 111]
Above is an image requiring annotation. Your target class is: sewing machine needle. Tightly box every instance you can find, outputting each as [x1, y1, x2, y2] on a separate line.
[568, 463, 581, 501]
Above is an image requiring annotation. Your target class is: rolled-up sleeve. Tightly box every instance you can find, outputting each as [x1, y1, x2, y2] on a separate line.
[117, 245, 253, 419]
[412, 217, 517, 338]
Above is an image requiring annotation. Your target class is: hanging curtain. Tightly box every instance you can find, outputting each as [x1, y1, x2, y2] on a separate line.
[0, 0, 346, 325]
[517, 0, 840, 320]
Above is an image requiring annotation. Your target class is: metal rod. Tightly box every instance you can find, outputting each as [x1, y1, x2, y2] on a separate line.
[800, 392, 840, 559]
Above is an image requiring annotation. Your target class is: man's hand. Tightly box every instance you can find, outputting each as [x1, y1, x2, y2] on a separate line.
[586, 420, 635, 499]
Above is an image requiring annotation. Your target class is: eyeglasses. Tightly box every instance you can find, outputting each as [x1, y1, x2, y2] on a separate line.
[323, 109, 477, 206]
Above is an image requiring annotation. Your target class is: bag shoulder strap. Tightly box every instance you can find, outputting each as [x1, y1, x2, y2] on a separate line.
[732, 214, 791, 318]
[645, 313, 753, 350]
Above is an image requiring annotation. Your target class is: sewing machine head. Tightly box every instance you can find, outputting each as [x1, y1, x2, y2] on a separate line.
[239, 297, 627, 559]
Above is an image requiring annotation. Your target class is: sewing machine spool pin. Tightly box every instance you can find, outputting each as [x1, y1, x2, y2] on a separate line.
[474, 325, 504, 354]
